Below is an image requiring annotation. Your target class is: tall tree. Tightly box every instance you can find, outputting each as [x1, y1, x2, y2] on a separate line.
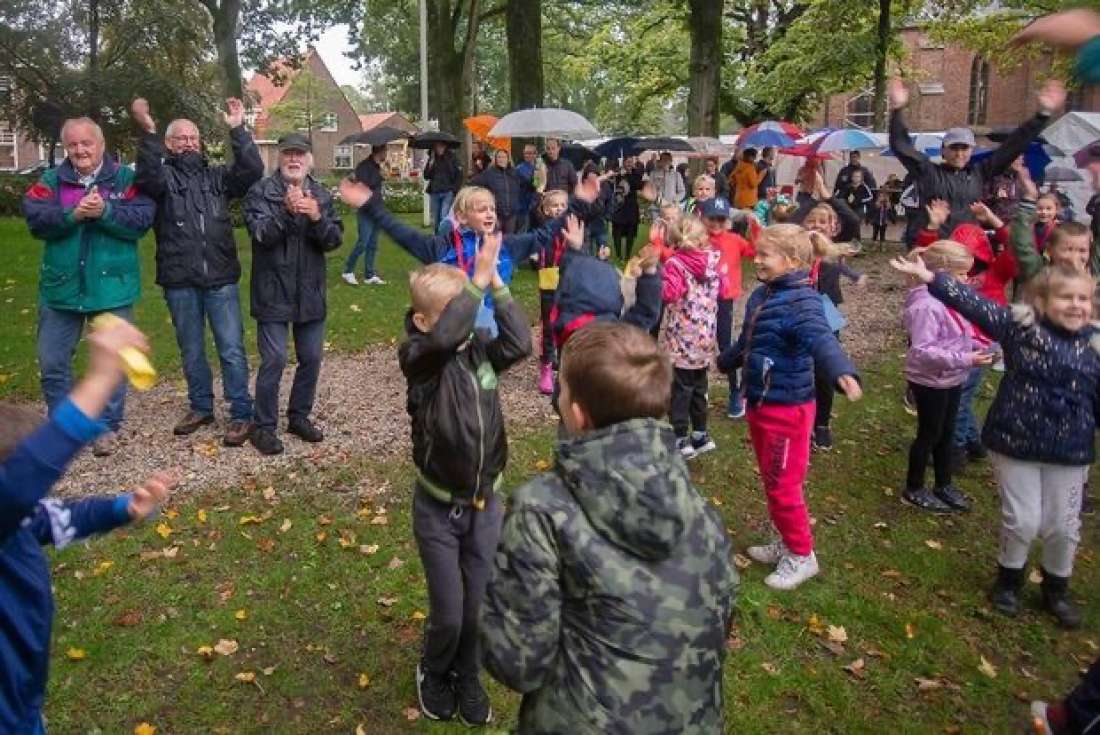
[506, 0, 544, 112]
[686, 0, 721, 137]
[872, 0, 891, 131]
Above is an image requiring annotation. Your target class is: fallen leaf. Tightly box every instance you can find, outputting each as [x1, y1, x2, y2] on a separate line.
[873, 521, 888, 529]
[905, 623, 916, 639]
[807, 614, 826, 635]
[315, 531, 328, 543]
[279, 518, 292, 533]
[234, 671, 256, 683]
[765, 605, 782, 621]
[317, 515, 332, 526]
[403, 707, 421, 721]
[710, 496, 724, 507]
[387, 556, 405, 570]
[262, 665, 277, 676]
[114, 610, 142, 627]
[358, 673, 372, 689]
[66, 647, 86, 661]
[134, 724, 157, 735]
[262, 486, 276, 501]
[924, 539, 943, 550]
[196, 645, 214, 659]
[256, 538, 276, 553]
[370, 515, 389, 526]
[162, 545, 180, 558]
[214, 639, 239, 656]
[349, 303, 361, 312]
[164, 509, 179, 520]
[915, 677, 942, 691]
[979, 656, 998, 679]
[235, 609, 248, 621]
[360, 544, 380, 555]
[411, 610, 427, 621]
[761, 662, 779, 675]
[338, 531, 357, 548]
[155, 522, 172, 539]
[843, 658, 866, 678]
[93, 560, 114, 576]
[733, 554, 752, 570]
[239, 515, 264, 526]
[197, 509, 207, 524]
[357, 725, 367, 735]
[533, 459, 551, 471]
[323, 652, 338, 664]
[377, 596, 397, 607]
[827, 625, 848, 644]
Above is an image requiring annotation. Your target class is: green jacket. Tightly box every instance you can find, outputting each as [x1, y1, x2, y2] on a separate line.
[23, 157, 155, 312]
[1009, 199, 1100, 283]
[481, 418, 737, 735]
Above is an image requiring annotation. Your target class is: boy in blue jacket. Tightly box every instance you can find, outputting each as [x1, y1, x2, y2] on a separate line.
[0, 318, 174, 734]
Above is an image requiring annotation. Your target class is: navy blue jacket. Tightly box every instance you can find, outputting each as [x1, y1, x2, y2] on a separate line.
[719, 270, 858, 406]
[551, 249, 661, 347]
[929, 273, 1100, 465]
[472, 165, 521, 218]
[0, 400, 134, 733]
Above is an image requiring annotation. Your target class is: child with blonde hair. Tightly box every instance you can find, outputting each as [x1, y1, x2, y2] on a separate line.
[719, 224, 861, 589]
[898, 240, 987, 514]
[660, 216, 721, 458]
[890, 256, 1100, 630]
[531, 189, 572, 394]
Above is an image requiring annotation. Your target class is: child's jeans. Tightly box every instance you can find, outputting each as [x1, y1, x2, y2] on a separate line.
[952, 366, 985, 450]
[671, 367, 709, 437]
[747, 401, 815, 556]
[990, 453, 1085, 578]
[538, 289, 555, 366]
[412, 484, 504, 677]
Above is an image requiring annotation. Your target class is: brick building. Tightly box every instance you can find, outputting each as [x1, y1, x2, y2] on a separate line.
[0, 76, 47, 172]
[812, 27, 1100, 133]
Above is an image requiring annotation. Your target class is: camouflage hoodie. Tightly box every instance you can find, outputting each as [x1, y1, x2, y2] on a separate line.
[481, 418, 737, 734]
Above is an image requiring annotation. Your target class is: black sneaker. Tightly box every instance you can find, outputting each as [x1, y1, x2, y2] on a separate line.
[249, 428, 284, 456]
[690, 431, 717, 458]
[902, 486, 955, 514]
[811, 426, 833, 452]
[287, 417, 323, 442]
[416, 663, 456, 721]
[933, 484, 972, 512]
[454, 673, 492, 726]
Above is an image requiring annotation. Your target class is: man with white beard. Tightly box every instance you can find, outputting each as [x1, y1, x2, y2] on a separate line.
[242, 134, 344, 455]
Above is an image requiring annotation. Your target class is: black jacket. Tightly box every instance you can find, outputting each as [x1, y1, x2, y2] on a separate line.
[135, 125, 264, 289]
[472, 164, 521, 217]
[889, 108, 1048, 236]
[424, 151, 463, 194]
[544, 155, 577, 192]
[400, 284, 532, 504]
[243, 173, 344, 323]
[354, 158, 384, 191]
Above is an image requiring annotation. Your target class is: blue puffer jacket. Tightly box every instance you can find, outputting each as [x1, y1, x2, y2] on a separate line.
[929, 273, 1100, 466]
[0, 400, 135, 733]
[719, 270, 858, 406]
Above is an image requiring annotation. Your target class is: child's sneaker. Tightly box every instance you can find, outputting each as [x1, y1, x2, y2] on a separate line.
[364, 274, 387, 285]
[901, 486, 954, 514]
[690, 431, 716, 458]
[416, 662, 456, 721]
[538, 363, 554, 395]
[455, 673, 493, 726]
[746, 539, 786, 565]
[727, 394, 746, 419]
[676, 436, 697, 460]
[811, 426, 832, 452]
[764, 551, 819, 590]
[341, 272, 359, 286]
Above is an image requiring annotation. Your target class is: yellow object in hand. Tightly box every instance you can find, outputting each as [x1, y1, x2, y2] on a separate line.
[89, 313, 156, 390]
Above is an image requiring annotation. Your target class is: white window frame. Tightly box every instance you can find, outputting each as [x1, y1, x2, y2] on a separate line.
[321, 112, 338, 132]
[333, 144, 353, 169]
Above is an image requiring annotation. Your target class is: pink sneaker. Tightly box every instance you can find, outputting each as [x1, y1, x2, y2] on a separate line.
[538, 363, 554, 395]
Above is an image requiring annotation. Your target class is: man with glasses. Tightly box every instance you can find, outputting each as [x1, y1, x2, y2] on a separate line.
[888, 77, 1065, 237]
[131, 97, 264, 447]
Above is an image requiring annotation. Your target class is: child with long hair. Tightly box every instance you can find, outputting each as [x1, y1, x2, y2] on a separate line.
[660, 217, 721, 459]
[890, 257, 1100, 630]
[719, 224, 862, 590]
[533, 189, 571, 394]
[898, 240, 989, 514]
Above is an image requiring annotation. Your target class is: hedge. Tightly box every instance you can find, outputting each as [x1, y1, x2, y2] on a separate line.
[0, 174, 32, 217]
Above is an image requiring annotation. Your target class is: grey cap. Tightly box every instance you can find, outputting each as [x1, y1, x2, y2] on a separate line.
[942, 127, 976, 148]
[277, 133, 312, 152]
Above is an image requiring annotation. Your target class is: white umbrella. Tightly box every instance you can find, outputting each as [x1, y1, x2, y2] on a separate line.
[488, 108, 600, 139]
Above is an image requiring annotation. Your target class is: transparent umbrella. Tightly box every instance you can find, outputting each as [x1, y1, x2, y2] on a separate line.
[488, 108, 600, 139]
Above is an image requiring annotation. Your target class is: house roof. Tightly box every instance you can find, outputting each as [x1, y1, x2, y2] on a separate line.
[358, 113, 394, 132]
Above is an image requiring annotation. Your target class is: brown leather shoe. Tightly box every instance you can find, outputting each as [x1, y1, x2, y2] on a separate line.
[173, 410, 214, 436]
[223, 420, 254, 447]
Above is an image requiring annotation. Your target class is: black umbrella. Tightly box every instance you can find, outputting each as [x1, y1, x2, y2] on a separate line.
[339, 126, 409, 147]
[561, 142, 598, 168]
[635, 136, 694, 153]
[409, 131, 461, 149]
[594, 136, 643, 159]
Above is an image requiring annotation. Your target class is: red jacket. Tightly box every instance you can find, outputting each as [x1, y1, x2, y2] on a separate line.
[708, 230, 754, 301]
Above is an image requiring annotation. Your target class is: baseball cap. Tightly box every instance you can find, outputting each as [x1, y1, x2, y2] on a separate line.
[702, 197, 731, 219]
[942, 128, 976, 148]
[277, 133, 312, 153]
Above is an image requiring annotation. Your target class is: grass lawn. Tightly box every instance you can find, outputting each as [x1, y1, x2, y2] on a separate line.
[2, 215, 1097, 732]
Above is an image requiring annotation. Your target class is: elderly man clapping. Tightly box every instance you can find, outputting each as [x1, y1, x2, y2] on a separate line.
[22, 117, 155, 456]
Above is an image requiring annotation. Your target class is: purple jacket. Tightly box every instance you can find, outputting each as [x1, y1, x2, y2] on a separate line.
[903, 285, 975, 388]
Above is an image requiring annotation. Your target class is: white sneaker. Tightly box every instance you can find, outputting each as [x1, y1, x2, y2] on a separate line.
[341, 272, 359, 286]
[764, 551, 820, 590]
[365, 275, 387, 285]
[746, 539, 786, 565]
[676, 437, 696, 460]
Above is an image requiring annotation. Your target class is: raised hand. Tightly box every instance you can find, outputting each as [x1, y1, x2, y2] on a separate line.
[1037, 79, 1067, 114]
[1011, 9, 1100, 50]
[837, 375, 863, 401]
[969, 201, 1002, 229]
[224, 97, 246, 128]
[473, 231, 502, 290]
[130, 98, 156, 134]
[888, 78, 909, 110]
[338, 177, 373, 209]
[128, 471, 178, 520]
[562, 214, 585, 251]
[1016, 163, 1039, 201]
[574, 172, 601, 204]
[890, 254, 934, 283]
[924, 198, 950, 230]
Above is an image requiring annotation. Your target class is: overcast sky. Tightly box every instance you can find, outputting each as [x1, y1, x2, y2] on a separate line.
[315, 25, 361, 89]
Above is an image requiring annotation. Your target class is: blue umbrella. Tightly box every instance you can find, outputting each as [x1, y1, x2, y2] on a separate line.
[738, 128, 796, 149]
[970, 141, 1051, 181]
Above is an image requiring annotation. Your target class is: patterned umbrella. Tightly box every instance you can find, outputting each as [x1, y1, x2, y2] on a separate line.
[797, 128, 883, 153]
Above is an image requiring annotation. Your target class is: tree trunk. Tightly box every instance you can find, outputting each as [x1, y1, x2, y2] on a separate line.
[505, 0, 543, 157]
[426, 0, 466, 137]
[686, 0, 722, 138]
[87, 0, 100, 118]
[205, 0, 244, 99]
[872, 0, 891, 132]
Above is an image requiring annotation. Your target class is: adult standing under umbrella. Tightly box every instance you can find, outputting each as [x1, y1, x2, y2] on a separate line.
[343, 144, 388, 286]
[473, 149, 522, 234]
[833, 150, 877, 194]
[544, 138, 577, 192]
[610, 156, 644, 260]
[514, 143, 539, 233]
[888, 77, 1065, 236]
[423, 141, 463, 233]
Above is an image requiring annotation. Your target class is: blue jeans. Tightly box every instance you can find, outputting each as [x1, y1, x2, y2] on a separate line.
[345, 209, 379, 278]
[163, 284, 253, 421]
[429, 191, 454, 233]
[953, 366, 985, 448]
[255, 319, 325, 431]
[37, 304, 131, 432]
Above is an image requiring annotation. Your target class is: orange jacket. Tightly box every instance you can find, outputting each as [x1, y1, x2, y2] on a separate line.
[709, 230, 755, 301]
[732, 161, 766, 209]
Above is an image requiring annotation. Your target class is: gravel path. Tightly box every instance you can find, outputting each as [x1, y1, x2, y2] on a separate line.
[53, 252, 907, 496]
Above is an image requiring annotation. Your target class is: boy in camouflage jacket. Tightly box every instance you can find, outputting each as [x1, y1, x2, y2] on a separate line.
[481, 322, 737, 734]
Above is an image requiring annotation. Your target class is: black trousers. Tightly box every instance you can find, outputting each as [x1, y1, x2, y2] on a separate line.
[872, 223, 887, 242]
[906, 382, 962, 490]
[612, 222, 638, 260]
[412, 485, 504, 677]
[717, 298, 739, 394]
[813, 331, 841, 429]
[671, 367, 708, 437]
